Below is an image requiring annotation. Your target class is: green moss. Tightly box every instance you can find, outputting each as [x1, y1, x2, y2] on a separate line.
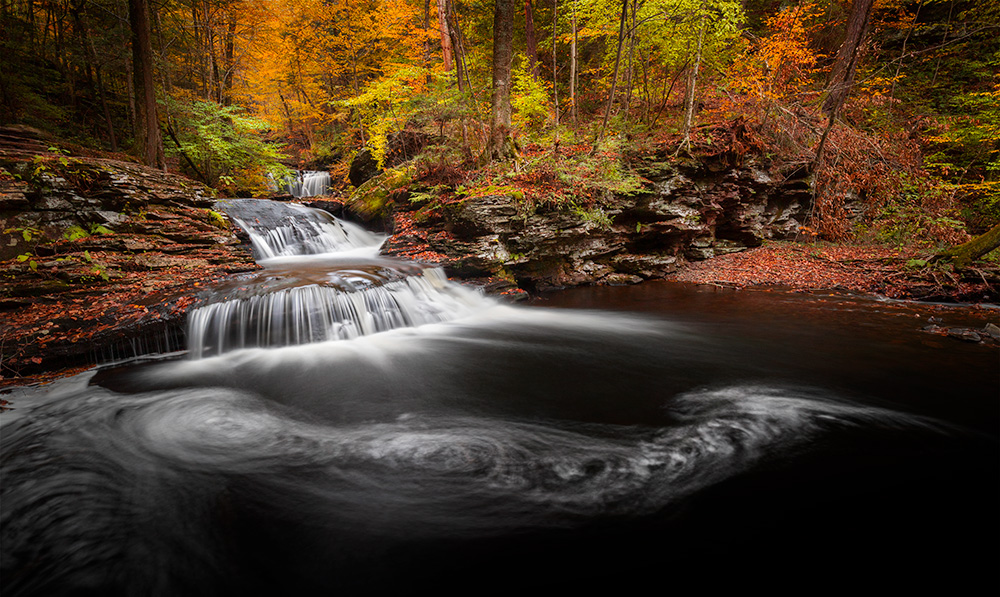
[348, 166, 415, 219]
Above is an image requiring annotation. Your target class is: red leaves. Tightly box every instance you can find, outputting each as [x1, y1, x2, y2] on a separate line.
[671, 243, 911, 296]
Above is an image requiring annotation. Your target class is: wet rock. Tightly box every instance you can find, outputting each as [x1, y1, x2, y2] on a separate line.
[349, 148, 381, 187]
[603, 273, 644, 285]
[133, 253, 209, 269]
[370, 137, 814, 295]
[948, 329, 982, 343]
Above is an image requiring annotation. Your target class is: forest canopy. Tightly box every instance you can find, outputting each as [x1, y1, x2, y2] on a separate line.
[1, 0, 997, 245]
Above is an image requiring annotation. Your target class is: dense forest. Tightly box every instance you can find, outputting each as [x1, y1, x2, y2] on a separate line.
[1, 0, 998, 250]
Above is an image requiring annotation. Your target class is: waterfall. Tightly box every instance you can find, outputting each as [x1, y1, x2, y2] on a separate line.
[190, 199, 487, 357]
[217, 199, 383, 259]
[270, 170, 332, 198]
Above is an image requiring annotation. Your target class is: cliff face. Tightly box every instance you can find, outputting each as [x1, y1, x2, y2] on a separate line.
[1, 126, 256, 380]
[364, 151, 811, 295]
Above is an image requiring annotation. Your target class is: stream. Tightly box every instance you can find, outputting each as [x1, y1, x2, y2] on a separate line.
[1, 200, 997, 595]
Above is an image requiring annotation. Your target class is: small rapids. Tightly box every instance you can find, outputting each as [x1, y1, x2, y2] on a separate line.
[218, 198, 383, 259]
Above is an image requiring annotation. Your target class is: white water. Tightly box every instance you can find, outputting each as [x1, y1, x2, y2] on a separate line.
[270, 170, 332, 198]
[227, 201, 383, 259]
[190, 200, 491, 357]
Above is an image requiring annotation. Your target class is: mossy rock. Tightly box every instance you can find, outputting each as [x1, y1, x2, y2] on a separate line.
[347, 165, 415, 221]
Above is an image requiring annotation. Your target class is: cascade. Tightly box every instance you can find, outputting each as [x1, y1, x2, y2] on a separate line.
[271, 170, 332, 198]
[190, 199, 487, 357]
[217, 199, 383, 259]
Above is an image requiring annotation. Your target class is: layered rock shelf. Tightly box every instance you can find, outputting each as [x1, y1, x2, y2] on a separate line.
[1, 126, 256, 380]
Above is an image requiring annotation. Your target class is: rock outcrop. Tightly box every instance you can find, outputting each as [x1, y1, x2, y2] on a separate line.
[1, 126, 256, 381]
[370, 149, 811, 294]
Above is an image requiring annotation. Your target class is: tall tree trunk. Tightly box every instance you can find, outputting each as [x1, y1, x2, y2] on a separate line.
[815, 0, 875, 175]
[524, 0, 538, 78]
[623, 0, 637, 121]
[209, 21, 221, 102]
[552, 0, 558, 128]
[488, 0, 516, 160]
[423, 0, 431, 73]
[128, 0, 164, 169]
[76, 1, 117, 151]
[592, 0, 629, 153]
[153, 6, 172, 91]
[570, 0, 577, 124]
[822, 0, 875, 117]
[680, 14, 705, 151]
[435, 0, 453, 72]
[446, 4, 470, 153]
[223, 17, 236, 105]
[447, 2, 466, 88]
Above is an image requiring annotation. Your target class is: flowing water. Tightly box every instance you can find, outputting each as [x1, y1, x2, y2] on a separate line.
[269, 170, 332, 198]
[2, 201, 997, 595]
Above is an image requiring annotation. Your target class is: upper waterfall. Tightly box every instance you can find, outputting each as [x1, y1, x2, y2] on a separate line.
[270, 170, 332, 198]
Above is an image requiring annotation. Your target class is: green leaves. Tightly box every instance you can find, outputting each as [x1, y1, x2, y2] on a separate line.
[163, 96, 290, 190]
[512, 56, 552, 132]
[15, 253, 37, 271]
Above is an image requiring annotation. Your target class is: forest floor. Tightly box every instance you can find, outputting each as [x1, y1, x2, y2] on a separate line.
[668, 241, 1000, 304]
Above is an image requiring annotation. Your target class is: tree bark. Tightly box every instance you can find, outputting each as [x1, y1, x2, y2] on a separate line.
[570, 0, 577, 124]
[552, 0, 558, 128]
[223, 17, 236, 105]
[524, 0, 538, 79]
[447, 2, 467, 88]
[592, 0, 630, 153]
[680, 14, 705, 151]
[822, 0, 875, 117]
[423, 0, 431, 72]
[435, 0, 454, 72]
[128, 0, 164, 169]
[488, 0, 516, 160]
[936, 224, 1000, 268]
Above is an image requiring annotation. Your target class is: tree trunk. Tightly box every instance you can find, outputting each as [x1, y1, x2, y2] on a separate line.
[936, 224, 1000, 268]
[447, 2, 467, 88]
[592, 0, 629, 153]
[570, 0, 577, 124]
[223, 17, 236, 105]
[423, 0, 431, 73]
[814, 0, 874, 185]
[623, 0, 637, 120]
[128, 0, 164, 169]
[524, 0, 538, 79]
[76, 2, 118, 151]
[822, 0, 875, 116]
[488, 0, 516, 160]
[680, 14, 705, 151]
[552, 0, 558, 128]
[435, 0, 454, 72]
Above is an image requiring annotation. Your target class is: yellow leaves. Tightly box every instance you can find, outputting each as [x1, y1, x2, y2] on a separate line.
[229, 0, 426, 145]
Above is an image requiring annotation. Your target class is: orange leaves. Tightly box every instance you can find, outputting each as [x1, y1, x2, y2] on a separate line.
[728, 3, 825, 102]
